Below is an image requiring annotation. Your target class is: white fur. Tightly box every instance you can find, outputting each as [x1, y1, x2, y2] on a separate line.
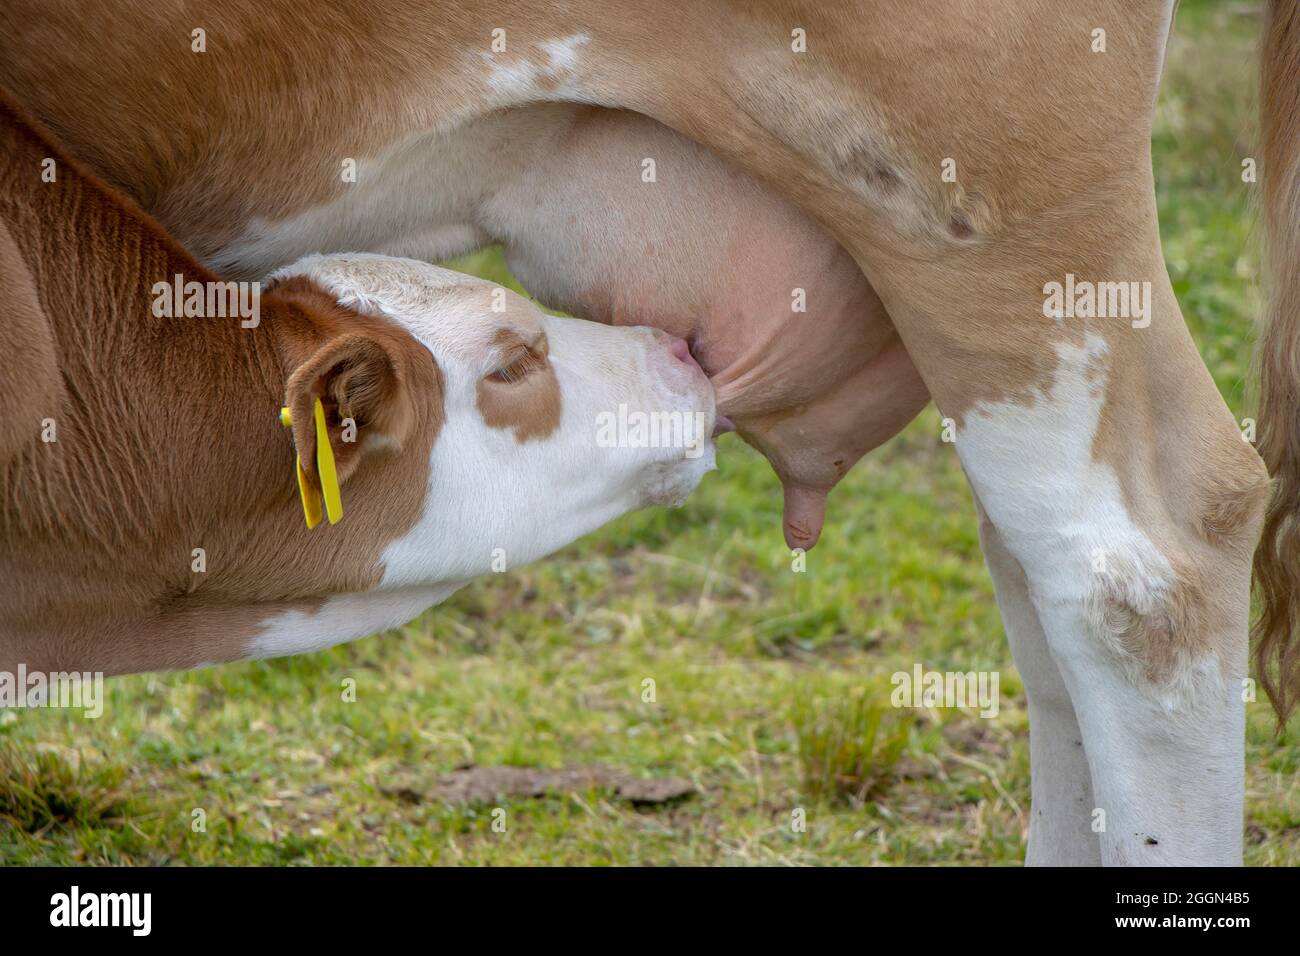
[958, 335, 1174, 613]
[480, 34, 592, 102]
[974, 498, 1101, 865]
[250, 586, 460, 659]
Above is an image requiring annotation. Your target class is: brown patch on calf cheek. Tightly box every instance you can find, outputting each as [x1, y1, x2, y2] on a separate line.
[476, 366, 562, 443]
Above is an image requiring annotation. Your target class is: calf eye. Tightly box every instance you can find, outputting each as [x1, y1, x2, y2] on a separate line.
[486, 342, 547, 384]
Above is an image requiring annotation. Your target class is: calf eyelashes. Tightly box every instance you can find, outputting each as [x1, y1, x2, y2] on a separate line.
[476, 328, 562, 442]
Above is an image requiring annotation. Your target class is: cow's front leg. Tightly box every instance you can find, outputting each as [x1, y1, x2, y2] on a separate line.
[974, 494, 1100, 866]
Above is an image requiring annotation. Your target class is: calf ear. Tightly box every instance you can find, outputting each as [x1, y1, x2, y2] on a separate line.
[284, 332, 417, 487]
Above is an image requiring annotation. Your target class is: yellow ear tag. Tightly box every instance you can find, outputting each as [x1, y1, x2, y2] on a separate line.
[313, 398, 343, 525]
[295, 456, 323, 529]
[279, 399, 342, 528]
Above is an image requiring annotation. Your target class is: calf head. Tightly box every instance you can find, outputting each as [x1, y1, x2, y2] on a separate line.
[270, 253, 717, 590]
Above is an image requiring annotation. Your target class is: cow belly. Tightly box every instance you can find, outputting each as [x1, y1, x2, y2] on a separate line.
[208, 105, 588, 281]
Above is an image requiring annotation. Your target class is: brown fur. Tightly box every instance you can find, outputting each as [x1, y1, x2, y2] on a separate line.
[0, 0, 582, 274]
[0, 91, 441, 674]
[1101, 559, 1209, 686]
[0, 219, 61, 466]
[270, 275, 439, 485]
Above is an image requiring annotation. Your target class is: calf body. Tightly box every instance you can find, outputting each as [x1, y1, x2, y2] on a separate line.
[1, 90, 925, 549]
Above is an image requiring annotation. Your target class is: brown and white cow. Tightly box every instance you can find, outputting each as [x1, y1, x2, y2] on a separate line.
[2, 0, 1297, 866]
[0, 92, 717, 674]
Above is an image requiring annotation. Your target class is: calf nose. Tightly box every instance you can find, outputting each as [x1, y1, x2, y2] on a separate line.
[646, 328, 708, 384]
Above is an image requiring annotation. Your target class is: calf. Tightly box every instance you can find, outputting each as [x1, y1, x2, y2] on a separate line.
[0, 94, 717, 675]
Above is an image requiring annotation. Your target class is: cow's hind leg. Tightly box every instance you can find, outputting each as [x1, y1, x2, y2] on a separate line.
[886, 241, 1269, 864]
[787, 3, 1272, 859]
[974, 494, 1100, 865]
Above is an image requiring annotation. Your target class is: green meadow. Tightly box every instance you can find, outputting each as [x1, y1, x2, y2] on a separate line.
[3, 0, 1296, 865]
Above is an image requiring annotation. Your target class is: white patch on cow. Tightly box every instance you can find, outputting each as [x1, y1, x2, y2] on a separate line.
[483, 59, 540, 97]
[956, 334, 1173, 621]
[541, 34, 589, 73]
[956, 330, 1214, 710]
[957, 332, 1240, 864]
[973, 503, 1101, 864]
[480, 33, 591, 100]
[268, 253, 491, 358]
[247, 252, 716, 661]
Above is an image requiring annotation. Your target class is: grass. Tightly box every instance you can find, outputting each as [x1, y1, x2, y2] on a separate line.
[2, 0, 1297, 865]
[0, 741, 131, 836]
[793, 688, 915, 807]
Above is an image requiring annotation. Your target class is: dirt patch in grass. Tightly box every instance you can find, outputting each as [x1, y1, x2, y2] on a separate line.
[380, 764, 697, 807]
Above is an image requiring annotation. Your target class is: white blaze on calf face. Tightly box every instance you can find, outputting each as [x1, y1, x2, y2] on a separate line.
[252, 253, 715, 657]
